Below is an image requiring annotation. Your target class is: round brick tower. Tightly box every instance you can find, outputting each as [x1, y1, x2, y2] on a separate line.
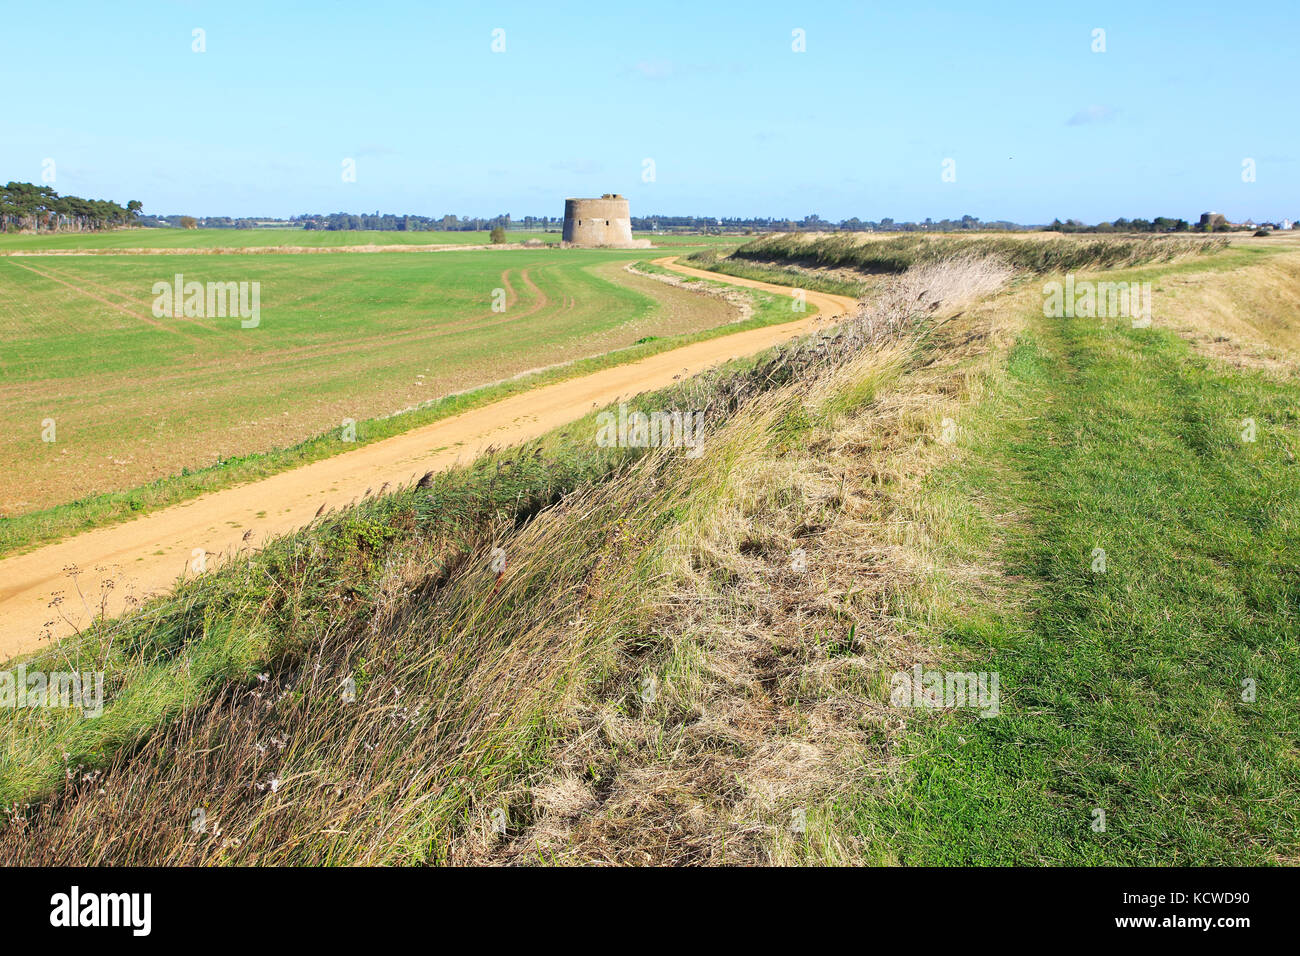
[562, 194, 638, 247]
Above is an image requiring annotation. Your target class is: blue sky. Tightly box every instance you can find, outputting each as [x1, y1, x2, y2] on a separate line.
[3, 0, 1295, 223]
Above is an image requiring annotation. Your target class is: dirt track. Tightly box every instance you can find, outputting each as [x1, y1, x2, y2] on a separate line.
[0, 258, 855, 660]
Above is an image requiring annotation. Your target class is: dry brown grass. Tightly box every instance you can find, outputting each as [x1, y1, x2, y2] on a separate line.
[1146, 248, 1300, 374]
[476, 260, 1022, 866]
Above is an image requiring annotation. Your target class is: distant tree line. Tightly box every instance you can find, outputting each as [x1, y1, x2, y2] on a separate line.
[124, 207, 1297, 236]
[1049, 216, 1193, 233]
[1049, 213, 1295, 234]
[144, 211, 1036, 235]
[1, 182, 141, 232]
[634, 214, 1027, 233]
[292, 212, 563, 232]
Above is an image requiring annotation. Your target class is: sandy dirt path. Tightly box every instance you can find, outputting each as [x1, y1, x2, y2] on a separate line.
[0, 258, 855, 660]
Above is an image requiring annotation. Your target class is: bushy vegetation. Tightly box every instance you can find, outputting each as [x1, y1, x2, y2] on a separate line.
[1048, 215, 1192, 233]
[299, 211, 523, 232]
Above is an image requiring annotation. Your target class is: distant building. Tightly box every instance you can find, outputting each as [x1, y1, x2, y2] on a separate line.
[1199, 211, 1228, 231]
[562, 195, 651, 249]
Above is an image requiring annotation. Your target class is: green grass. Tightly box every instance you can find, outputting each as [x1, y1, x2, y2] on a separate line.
[2, 248, 649, 384]
[0, 259, 801, 554]
[849, 293, 1300, 864]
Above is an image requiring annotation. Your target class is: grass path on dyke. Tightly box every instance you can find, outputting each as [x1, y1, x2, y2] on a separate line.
[851, 299, 1300, 865]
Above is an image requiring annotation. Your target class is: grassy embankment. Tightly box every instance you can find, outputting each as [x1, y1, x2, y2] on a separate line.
[681, 232, 1241, 299]
[726, 231, 1232, 274]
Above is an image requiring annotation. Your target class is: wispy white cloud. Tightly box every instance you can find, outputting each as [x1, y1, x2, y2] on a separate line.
[1067, 105, 1117, 126]
[632, 58, 675, 79]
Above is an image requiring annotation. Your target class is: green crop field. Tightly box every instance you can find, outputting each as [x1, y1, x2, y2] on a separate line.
[0, 246, 766, 521]
[0, 228, 561, 251]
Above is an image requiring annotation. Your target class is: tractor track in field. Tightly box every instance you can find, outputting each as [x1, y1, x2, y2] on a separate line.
[1, 259, 208, 339]
[0, 267, 571, 406]
[0, 257, 856, 660]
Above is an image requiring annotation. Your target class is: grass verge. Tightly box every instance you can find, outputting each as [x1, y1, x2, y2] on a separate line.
[840, 282, 1300, 864]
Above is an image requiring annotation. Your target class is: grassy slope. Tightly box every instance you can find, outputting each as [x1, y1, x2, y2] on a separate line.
[680, 233, 1252, 304]
[731, 231, 1233, 275]
[0, 311, 820, 817]
[847, 272, 1300, 864]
